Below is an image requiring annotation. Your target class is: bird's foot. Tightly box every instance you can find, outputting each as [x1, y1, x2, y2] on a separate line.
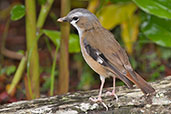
[105, 91, 118, 101]
[89, 96, 108, 111]
[89, 96, 102, 102]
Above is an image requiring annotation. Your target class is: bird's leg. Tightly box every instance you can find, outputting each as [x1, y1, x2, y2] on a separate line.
[105, 76, 118, 101]
[89, 75, 105, 102]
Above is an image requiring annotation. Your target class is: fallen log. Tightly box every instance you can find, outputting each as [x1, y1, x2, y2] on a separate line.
[0, 76, 171, 114]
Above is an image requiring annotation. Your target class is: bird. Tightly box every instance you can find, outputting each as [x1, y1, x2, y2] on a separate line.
[57, 8, 155, 102]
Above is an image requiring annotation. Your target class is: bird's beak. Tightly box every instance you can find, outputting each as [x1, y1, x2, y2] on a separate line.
[57, 16, 69, 22]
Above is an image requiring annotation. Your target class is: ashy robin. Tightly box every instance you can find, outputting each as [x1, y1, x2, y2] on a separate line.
[57, 8, 155, 102]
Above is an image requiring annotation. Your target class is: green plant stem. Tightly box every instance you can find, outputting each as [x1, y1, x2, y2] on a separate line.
[8, 57, 27, 94]
[50, 46, 59, 96]
[37, 0, 54, 30]
[26, 32, 43, 99]
[25, 0, 40, 99]
[57, 0, 70, 94]
[37, 0, 57, 96]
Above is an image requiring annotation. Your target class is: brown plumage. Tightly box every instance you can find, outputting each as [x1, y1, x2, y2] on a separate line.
[82, 26, 154, 94]
[57, 8, 155, 102]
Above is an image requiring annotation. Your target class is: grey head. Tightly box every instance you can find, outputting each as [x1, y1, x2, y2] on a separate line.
[57, 8, 101, 33]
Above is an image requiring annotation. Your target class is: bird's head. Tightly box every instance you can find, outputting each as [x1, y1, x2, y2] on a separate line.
[57, 8, 101, 34]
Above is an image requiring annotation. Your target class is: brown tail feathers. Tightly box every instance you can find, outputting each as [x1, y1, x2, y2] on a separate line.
[126, 71, 155, 94]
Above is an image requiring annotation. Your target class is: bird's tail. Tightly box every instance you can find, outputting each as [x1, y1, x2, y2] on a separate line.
[126, 71, 155, 94]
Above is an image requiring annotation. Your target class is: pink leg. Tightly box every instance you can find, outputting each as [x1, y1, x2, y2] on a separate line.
[105, 76, 118, 101]
[89, 75, 105, 102]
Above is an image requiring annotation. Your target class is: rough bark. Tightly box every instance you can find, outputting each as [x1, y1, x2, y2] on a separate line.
[0, 76, 171, 114]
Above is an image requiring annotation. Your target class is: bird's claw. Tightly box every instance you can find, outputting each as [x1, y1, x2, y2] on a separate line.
[105, 91, 118, 101]
[89, 96, 108, 111]
[89, 96, 102, 102]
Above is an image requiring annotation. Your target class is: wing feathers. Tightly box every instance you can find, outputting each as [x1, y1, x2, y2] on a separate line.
[83, 38, 133, 88]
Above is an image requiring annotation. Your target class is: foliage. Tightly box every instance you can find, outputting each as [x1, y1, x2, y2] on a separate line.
[0, 65, 16, 76]
[97, 2, 137, 30]
[140, 12, 171, 47]
[133, 0, 171, 19]
[95, 0, 171, 55]
[43, 29, 80, 53]
[133, 0, 171, 47]
[7, 0, 78, 99]
[10, 5, 25, 21]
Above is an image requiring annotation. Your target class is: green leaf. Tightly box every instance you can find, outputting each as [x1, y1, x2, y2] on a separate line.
[96, 2, 137, 29]
[110, 0, 131, 3]
[38, 0, 47, 5]
[6, 65, 16, 76]
[17, 50, 25, 55]
[141, 14, 171, 47]
[10, 5, 25, 21]
[69, 34, 80, 53]
[43, 29, 80, 53]
[133, 0, 171, 19]
[43, 29, 61, 46]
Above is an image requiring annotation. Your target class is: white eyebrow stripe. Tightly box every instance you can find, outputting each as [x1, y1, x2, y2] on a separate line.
[71, 12, 90, 17]
[73, 12, 83, 16]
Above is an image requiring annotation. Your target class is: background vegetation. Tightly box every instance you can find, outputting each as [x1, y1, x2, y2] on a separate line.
[0, 0, 170, 104]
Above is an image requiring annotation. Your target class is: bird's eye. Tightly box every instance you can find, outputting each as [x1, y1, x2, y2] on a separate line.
[72, 16, 79, 21]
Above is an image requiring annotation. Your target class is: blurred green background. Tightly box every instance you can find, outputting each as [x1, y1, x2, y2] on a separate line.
[0, 0, 170, 104]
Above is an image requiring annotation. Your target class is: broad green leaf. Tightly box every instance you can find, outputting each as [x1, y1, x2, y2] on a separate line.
[96, 2, 137, 29]
[133, 0, 171, 19]
[141, 14, 171, 47]
[69, 34, 80, 53]
[43, 29, 80, 53]
[43, 29, 61, 46]
[10, 5, 25, 21]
